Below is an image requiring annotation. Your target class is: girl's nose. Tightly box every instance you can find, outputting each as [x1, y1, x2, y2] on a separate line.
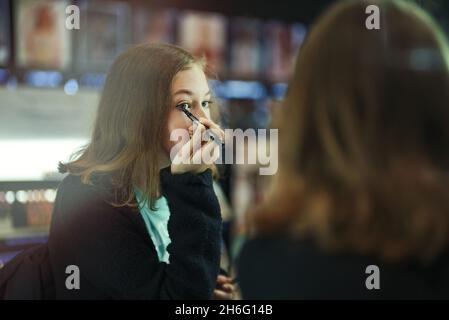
[192, 103, 208, 119]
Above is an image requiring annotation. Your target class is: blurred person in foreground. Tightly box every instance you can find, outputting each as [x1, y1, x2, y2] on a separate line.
[237, 0, 449, 299]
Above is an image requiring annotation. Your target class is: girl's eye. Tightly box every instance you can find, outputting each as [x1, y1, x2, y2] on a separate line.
[201, 101, 211, 108]
[178, 102, 191, 110]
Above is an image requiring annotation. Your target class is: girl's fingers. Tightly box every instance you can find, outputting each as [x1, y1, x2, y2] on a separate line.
[216, 276, 236, 294]
[221, 284, 235, 293]
[199, 117, 225, 140]
[176, 123, 204, 162]
[191, 122, 206, 154]
[172, 122, 220, 173]
[198, 117, 219, 129]
[213, 289, 233, 300]
[204, 140, 220, 163]
[217, 275, 236, 284]
[174, 133, 195, 164]
[191, 140, 217, 165]
[217, 275, 229, 284]
[209, 142, 220, 163]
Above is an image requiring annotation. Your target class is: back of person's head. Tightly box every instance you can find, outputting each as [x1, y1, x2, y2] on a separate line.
[255, 0, 449, 263]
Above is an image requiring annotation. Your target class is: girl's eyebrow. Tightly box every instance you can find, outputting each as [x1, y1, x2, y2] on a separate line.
[173, 89, 211, 97]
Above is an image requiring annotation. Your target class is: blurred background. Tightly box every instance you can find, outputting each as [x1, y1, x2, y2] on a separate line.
[0, 0, 448, 271]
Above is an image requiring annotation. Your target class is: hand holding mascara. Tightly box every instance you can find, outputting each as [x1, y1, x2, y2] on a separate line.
[176, 104, 225, 145]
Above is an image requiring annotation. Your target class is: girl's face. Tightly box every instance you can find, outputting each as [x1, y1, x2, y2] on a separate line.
[163, 63, 212, 155]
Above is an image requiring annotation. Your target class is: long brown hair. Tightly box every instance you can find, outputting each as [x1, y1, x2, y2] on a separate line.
[59, 43, 207, 210]
[254, 0, 449, 263]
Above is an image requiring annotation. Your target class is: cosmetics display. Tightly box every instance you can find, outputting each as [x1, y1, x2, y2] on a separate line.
[0, 182, 60, 265]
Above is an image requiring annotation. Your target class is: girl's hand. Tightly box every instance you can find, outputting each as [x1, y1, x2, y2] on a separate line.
[197, 117, 224, 143]
[171, 118, 224, 175]
[213, 275, 237, 300]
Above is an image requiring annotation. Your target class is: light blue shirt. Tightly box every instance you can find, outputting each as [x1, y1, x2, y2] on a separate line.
[134, 186, 171, 264]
